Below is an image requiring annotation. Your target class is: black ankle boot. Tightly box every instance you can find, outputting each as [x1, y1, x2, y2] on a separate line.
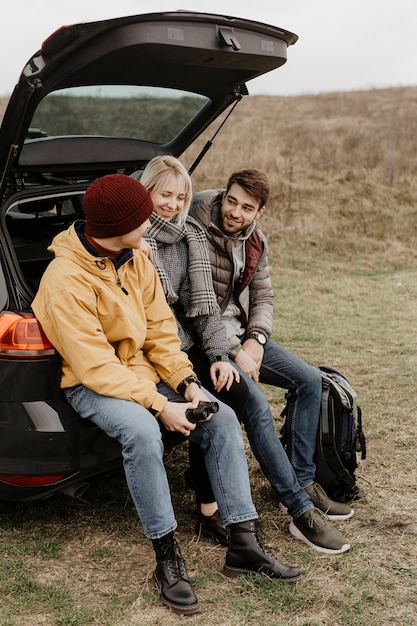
[224, 520, 302, 583]
[196, 509, 231, 546]
[185, 469, 231, 546]
[152, 532, 200, 615]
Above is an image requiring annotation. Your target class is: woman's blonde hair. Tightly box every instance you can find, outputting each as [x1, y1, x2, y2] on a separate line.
[140, 155, 192, 224]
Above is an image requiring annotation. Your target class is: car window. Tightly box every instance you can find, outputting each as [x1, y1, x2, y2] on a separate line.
[27, 85, 209, 144]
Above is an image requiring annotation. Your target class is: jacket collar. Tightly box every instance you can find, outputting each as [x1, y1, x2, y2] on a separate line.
[75, 221, 133, 269]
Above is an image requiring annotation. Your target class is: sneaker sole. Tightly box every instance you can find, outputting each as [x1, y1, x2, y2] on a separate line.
[289, 521, 350, 555]
[324, 508, 355, 521]
[222, 564, 302, 584]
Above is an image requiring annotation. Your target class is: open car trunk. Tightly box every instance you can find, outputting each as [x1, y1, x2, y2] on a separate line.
[0, 11, 297, 190]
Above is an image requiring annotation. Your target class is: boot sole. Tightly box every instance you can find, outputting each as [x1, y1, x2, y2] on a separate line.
[222, 564, 302, 584]
[289, 521, 350, 554]
[153, 573, 201, 615]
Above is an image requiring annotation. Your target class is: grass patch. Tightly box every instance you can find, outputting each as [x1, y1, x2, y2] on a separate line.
[2, 242, 416, 625]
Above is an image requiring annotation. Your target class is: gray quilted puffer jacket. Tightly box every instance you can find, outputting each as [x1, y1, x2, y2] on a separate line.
[189, 189, 274, 357]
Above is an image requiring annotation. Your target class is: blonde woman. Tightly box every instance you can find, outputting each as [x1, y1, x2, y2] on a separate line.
[133, 156, 248, 545]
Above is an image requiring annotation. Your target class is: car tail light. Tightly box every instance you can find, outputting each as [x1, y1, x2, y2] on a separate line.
[0, 311, 55, 358]
[0, 474, 69, 486]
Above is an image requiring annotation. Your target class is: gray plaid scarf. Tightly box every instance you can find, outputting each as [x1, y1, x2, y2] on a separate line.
[145, 213, 219, 318]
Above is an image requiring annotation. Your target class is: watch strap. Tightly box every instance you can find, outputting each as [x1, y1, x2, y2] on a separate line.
[177, 375, 202, 395]
[249, 332, 267, 345]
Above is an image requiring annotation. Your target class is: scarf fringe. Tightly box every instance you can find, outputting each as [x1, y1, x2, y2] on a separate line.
[186, 304, 219, 318]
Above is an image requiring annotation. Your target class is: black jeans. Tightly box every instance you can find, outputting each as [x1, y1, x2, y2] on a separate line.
[186, 345, 249, 504]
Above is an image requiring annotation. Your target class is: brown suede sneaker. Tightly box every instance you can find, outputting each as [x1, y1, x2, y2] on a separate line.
[304, 483, 354, 520]
[290, 508, 350, 554]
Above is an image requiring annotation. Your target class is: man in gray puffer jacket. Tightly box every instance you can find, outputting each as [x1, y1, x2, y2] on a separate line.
[189, 168, 354, 554]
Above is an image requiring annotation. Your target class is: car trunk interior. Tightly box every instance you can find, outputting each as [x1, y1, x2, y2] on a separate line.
[5, 193, 85, 291]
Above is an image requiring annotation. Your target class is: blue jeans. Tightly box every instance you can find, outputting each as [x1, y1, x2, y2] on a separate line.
[234, 338, 322, 516]
[64, 382, 257, 539]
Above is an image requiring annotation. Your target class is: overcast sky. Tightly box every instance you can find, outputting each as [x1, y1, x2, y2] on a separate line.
[1, 0, 416, 97]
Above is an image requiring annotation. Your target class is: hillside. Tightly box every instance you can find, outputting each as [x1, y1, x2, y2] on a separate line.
[1, 86, 417, 253]
[183, 86, 417, 253]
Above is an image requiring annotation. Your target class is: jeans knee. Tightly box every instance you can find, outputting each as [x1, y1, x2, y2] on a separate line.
[202, 405, 242, 442]
[296, 365, 322, 397]
[308, 367, 323, 396]
[122, 419, 162, 458]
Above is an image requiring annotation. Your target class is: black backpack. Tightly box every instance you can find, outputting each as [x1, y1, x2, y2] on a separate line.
[281, 365, 366, 503]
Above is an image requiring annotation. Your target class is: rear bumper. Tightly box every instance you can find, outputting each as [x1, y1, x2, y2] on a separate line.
[0, 397, 122, 501]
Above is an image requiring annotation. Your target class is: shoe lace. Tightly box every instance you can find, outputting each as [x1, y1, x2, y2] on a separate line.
[310, 483, 328, 505]
[307, 508, 329, 529]
[254, 526, 275, 559]
[162, 541, 188, 581]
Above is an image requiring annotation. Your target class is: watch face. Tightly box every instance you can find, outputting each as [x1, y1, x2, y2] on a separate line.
[250, 332, 266, 345]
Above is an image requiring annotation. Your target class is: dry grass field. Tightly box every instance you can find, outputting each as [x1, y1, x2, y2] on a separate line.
[1, 87, 417, 625]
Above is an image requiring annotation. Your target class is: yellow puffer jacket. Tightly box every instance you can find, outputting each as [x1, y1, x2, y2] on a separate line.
[32, 224, 195, 414]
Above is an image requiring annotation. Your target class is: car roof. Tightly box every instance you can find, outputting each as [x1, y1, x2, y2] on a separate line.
[0, 10, 297, 188]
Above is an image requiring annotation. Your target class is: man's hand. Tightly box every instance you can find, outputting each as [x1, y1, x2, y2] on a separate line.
[234, 338, 264, 381]
[159, 383, 215, 436]
[210, 361, 240, 392]
[158, 401, 198, 437]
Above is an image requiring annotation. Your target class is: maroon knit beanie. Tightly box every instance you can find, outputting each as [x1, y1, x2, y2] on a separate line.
[83, 174, 154, 238]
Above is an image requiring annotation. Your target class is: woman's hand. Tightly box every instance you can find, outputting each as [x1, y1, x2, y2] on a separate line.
[210, 360, 240, 392]
[138, 238, 153, 260]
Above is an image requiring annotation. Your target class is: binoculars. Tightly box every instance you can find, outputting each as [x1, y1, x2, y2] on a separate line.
[186, 401, 219, 423]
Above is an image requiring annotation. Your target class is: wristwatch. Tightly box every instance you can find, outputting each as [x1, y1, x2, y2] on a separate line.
[177, 375, 202, 395]
[248, 332, 267, 345]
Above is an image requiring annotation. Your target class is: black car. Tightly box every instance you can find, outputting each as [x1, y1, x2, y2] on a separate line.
[0, 10, 297, 501]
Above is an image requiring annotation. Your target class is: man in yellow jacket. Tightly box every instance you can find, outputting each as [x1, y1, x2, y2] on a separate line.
[32, 174, 300, 616]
